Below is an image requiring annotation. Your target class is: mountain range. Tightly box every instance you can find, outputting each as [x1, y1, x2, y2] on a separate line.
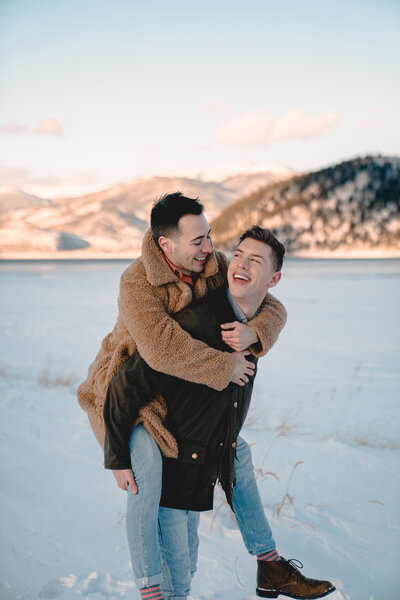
[0, 167, 293, 258]
[0, 156, 399, 258]
[212, 155, 400, 257]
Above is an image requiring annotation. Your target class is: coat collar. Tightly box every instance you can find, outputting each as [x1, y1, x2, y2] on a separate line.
[141, 228, 219, 287]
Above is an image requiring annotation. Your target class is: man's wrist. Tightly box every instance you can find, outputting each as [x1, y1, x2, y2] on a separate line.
[246, 324, 260, 346]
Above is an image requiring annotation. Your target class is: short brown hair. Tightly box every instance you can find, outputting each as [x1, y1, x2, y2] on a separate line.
[237, 226, 285, 271]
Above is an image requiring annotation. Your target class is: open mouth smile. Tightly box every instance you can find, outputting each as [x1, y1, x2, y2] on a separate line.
[233, 273, 251, 282]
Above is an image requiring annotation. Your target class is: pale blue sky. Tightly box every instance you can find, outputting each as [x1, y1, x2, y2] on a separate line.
[1, 0, 399, 197]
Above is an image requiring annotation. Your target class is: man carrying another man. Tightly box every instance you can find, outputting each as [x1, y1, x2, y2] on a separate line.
[78, 193, 335, 600]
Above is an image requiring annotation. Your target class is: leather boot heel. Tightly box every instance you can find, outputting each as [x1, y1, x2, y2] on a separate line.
[256, 589, 279, 598]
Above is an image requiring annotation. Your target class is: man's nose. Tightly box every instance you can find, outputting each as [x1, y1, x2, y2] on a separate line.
[237, 256, 249, 269]
[201, 238, 213, 253]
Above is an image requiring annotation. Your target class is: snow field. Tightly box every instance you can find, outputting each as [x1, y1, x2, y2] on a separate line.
[0, 259, 399, 599]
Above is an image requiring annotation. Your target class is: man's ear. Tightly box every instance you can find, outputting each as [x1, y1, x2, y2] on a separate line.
[267, 271, 282, 290]
[158, 236, 173, 254]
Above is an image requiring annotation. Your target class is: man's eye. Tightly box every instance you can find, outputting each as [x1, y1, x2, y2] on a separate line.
[193, 241, 201, 246]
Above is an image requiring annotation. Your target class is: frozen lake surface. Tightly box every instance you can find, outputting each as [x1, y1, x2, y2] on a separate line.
[0, 259, 399, 600]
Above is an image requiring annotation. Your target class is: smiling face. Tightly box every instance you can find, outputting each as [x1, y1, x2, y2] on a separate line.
[228, 237, 281, 312]
[158, 213, 213, 275]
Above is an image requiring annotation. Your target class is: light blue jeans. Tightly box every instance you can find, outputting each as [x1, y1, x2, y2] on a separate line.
[157, 507, 200, 600]
[125, 425, 276, 599]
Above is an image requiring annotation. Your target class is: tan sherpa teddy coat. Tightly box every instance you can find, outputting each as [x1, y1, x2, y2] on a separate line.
[77, 229, 287, 448]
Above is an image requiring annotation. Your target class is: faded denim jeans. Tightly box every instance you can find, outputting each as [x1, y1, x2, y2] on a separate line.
[125, 425, 276, 599]
[125, 425, 199, 599]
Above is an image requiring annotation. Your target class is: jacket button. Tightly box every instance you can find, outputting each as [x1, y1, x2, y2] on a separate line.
[233, 401, 238, 408]
[232, 442, 236, 448]
[192, 453, 198, 459]
[219, 442, 223, 447]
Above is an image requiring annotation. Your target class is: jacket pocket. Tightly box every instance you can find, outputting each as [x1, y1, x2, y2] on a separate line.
[176, 441, 206, 464]
[162, 442, 206, 498]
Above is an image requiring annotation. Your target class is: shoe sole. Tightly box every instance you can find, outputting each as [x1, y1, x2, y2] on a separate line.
[256, 585, 336, 599]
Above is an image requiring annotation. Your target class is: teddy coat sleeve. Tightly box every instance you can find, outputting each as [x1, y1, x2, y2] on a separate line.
[117, 266, 237, 392]
[246, 292, 287, 357]
[103, 353, 172, 470]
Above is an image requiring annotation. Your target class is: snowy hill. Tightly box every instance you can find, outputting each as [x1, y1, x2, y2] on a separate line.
[211, 156, 400, 258]
[0, 189, 51, 213]
[0, 168, 292, 258]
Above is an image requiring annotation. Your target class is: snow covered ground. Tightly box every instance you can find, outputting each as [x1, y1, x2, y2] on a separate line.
[0, 258, 399, 600]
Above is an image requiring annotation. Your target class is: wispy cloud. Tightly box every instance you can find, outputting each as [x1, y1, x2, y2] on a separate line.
[271, 110, 340, 140]
[35, 119, 62, 136]
[0, 118, 63, 136]
[0, 122, 29, 135]
[216, 109, 340, 146]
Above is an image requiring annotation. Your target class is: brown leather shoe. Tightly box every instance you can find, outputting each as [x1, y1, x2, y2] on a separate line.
[256, 557, 336, 599]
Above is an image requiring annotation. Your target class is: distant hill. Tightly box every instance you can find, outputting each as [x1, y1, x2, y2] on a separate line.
[0, 168, 292, 258]
[0, 190, 51, 213]
[211, 156, 400, 257]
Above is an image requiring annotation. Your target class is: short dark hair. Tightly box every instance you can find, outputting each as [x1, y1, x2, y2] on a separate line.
[151, 192, 204, 245]
[237, 225, 285, 271]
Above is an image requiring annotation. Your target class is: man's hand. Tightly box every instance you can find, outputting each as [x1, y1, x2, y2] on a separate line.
[231, 350, 255, 386]
[221, 321, 258, 352]
[112, 469, 138, 495]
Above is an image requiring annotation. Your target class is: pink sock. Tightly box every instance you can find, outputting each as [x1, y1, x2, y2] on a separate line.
[139, 584, 164, 600]
[257, 549, 281, 561]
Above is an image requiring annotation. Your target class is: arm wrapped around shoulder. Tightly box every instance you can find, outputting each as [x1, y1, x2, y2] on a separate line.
[247, 292, 287, 357]
[118, 263, 236, 390]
